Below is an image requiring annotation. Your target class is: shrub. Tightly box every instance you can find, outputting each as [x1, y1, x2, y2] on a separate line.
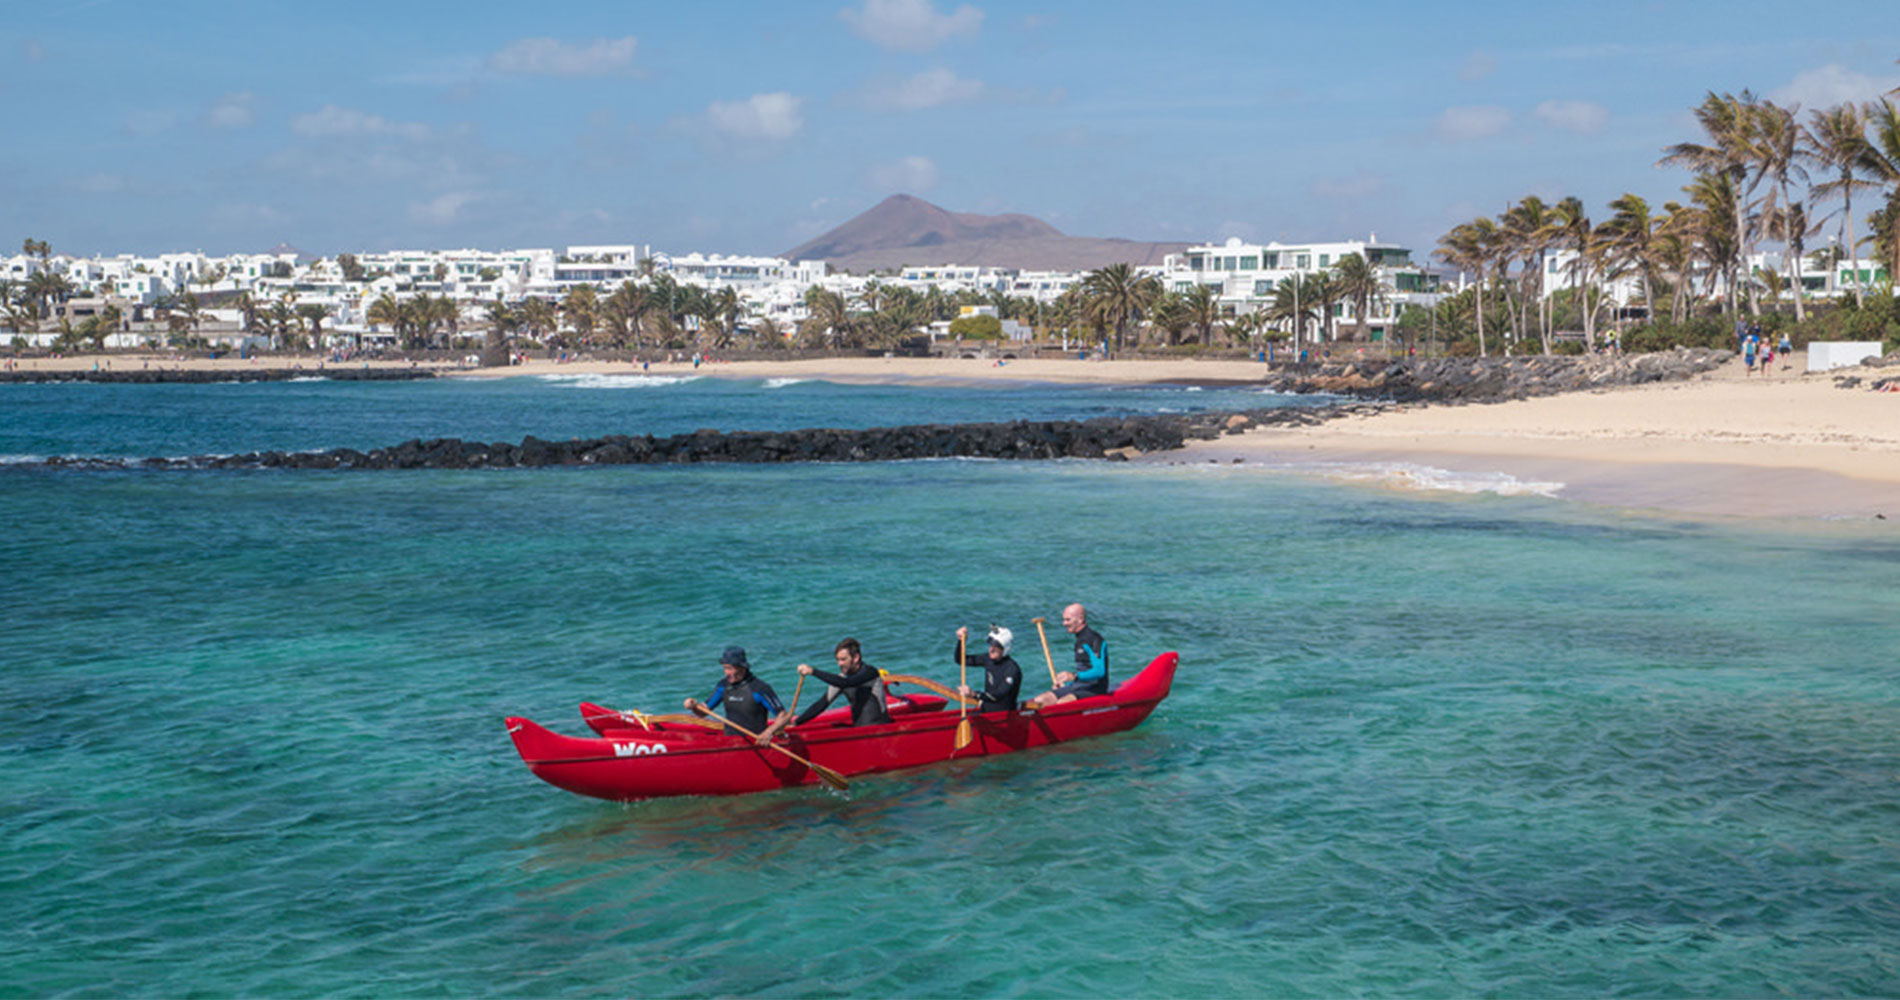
[949, 314, 1003, 340]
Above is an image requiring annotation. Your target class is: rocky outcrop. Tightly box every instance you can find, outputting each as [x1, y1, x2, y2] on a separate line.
[49, 404, 1388, 472]
[1255, 348, 1731, 403]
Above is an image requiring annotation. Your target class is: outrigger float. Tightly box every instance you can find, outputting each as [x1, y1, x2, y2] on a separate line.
[504, 651, 1178, 801]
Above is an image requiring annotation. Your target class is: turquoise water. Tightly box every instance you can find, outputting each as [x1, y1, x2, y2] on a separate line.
[4, 378, 1899, 996]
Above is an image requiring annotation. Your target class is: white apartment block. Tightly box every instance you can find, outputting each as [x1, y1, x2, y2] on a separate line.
[1160, 235, 1441, 339]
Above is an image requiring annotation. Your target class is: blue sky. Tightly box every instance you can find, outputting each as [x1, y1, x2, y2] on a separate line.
[5, 0, 1898, 260]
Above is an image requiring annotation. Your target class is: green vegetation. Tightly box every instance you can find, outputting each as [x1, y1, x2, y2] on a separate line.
[948, 314, 1002, 339]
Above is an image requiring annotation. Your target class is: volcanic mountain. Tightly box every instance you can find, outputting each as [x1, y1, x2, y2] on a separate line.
[782, 194, 1187, 273]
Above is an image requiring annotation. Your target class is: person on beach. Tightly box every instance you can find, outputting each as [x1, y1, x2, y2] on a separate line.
[685, 646, 789, 743]
[792, 637, 891, 728]
[1761, 341, 1775, 377]
[1744, 334, 1758, 374]
[953, 625, 1024, 713]
[1027, 603, 1108, 708]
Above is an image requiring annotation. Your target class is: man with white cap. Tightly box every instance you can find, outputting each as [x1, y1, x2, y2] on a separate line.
[953, 625, 1024, 714]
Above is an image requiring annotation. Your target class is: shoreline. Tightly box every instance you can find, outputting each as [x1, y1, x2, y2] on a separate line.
[8, 350, 1897, 519]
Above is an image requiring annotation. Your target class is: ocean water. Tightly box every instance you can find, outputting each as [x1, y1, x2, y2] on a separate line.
[3, 376, 1898, 997]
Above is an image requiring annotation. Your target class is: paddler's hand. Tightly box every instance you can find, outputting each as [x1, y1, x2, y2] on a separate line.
[956, 626, 968, 642]
[797, 663, 814, 677]
[958, 684, 973, 698]
[1055, 671, 1075, 685]
[683, 697, 699, 712]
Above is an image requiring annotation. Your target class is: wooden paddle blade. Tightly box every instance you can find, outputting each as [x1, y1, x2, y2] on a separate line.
[954, 717, 974, 750]
[813, 763, 850, 791]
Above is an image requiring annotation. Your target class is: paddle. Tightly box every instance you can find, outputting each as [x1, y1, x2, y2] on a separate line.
[1032, 617, 1060, 686]
[875, 670, 979, 706]
[788, 664, 809, 721]
[955, 631, 973, 750]
[690, 705, 849, 791]
[583, 709, 724, 731]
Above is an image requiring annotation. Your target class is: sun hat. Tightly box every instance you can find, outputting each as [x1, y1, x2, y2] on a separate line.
[720, 646, 750, 669]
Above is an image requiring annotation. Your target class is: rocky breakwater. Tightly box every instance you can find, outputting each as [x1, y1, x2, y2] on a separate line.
[0, 368, 437, 384]
[1256, 347, 1732, 403]
[58, 404, 1389, 472]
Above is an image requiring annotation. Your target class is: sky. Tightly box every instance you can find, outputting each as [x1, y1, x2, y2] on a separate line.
[4, 0, 1899, 261]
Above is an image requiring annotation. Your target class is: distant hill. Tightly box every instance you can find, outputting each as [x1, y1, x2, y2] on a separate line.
[782, 194, 1187, 273]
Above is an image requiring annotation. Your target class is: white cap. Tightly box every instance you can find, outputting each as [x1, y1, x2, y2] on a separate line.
[987, 626, 1013, 655]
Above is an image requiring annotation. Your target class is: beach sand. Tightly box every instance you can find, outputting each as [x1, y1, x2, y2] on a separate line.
[17, 350, 1897, 518]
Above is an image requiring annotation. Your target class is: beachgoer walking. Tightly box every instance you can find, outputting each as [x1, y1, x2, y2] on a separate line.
[685, 647, 788, 743]
[1744, 333, 1758, 375]
[953, 626, 1024, 714]
[792, 638, 891, 728]
[1027, 603, 1108, 708]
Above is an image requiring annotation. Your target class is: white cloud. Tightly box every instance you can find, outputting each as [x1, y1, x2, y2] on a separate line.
[206, 92, 257, 129]
[841, 0, 982, 52]
[861, 67, 984, 111]
[1771, 64, 1900, 110]
[1435, 105, 1510, 141]
[487, 36, 637, 77]
[868, 155, 939, 192]
[1458, 49, 1496, 82]
[292, 105, 433, 141]
[1533, 99, 1608, 135]
[410, 191, 479, 225]
[707, 92, 805, 140]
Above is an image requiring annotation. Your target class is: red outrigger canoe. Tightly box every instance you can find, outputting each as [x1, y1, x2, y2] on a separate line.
[505, 651, 1178, 800]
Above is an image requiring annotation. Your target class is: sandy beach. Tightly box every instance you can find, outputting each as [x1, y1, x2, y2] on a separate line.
[14, 350, 1897, 518]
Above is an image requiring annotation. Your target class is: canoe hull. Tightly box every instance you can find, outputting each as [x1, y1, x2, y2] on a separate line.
[506, 651, 1177, 801]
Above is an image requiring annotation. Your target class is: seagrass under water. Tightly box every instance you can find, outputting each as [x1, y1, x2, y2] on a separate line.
[3, 376, 1898, 996]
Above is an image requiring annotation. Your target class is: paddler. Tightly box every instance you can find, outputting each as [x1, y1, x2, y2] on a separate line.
[792, 637, 892, 727]
[954, 625, 1023, 713]
[1026, 603, 1108, 708]
[684, 646, 789, 744]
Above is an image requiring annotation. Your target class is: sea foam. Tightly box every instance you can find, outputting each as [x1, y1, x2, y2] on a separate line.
[536, 373, 700, 389]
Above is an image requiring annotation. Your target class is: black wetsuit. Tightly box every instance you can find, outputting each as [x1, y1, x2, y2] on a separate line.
[705, 672, 784, 735]
[794, 662, 891, 727]
[952, 641, 1024, 713]
[1054, 625, 1108, 699]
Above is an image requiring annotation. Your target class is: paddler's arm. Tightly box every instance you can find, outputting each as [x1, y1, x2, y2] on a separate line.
[752, 687, 788, 745]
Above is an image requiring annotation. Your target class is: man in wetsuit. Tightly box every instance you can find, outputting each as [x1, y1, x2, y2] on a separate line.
[684, 646, 789, 743]
[792, 637, 892, 728]
[1027, 603, 1108, 709]
[953, 625, 1024, 713]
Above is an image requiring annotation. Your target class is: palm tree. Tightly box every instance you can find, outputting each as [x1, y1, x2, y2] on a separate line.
[1600, 194, 1660, 324]
[483, 298, 518, 365]
[518, 297, 557, 347]
[1266, 274, 1322, 348]
[1807, 102, 1881, 308]
[296, 304, 329, 349]
[1148, 293, 1191, 346]
[1435, 220, 1493, 356]
[1329, 252, 1385, 343]
[1760, 200, 1821, 313]
[1751, 98, 1809, 320]
[1683, 171, 1741, 311]
[1081, 263, 1157, 352]
[1660, 91, 1762, 315]
[800, 286, 856, 348]
[562, 285, 599, 348]
[1180, 282, 1221, 345]
[1862, 98, 1900, 293]
[368, 292, 404, 344]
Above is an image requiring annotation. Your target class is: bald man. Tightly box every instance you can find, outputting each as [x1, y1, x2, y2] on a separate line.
[1027, 603, 1108, 708]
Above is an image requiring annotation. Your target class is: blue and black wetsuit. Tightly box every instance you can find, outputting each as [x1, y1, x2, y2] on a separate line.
[794, 663, 891, 727]
[953, 642, 1023, 713]
[1053, 626, 1108, 699]
[705, 671, 784, 736]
